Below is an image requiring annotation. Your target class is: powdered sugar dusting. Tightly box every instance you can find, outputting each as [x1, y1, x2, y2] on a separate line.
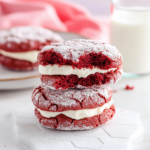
[32, 84, 112, 111]
[40, 118, 94, 130]
[0, 26, 63, 44]
[42, 39, 121, 63]
[109, 68, 123, 84]
[41, 119, 57, 129]
[57, 121, 93, 130]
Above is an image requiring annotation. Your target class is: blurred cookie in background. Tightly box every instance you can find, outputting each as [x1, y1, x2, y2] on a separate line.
[0, 26, 63, 71]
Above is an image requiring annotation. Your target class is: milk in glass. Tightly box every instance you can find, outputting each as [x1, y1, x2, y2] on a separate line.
[111, 7, 150, 73]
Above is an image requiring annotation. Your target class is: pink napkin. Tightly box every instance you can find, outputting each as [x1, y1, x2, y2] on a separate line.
[0, 0, 110, 42]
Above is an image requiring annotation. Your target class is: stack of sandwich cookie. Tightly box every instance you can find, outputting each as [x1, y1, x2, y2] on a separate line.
[0, 26, 63, 70]
[32, 39, 123, 130]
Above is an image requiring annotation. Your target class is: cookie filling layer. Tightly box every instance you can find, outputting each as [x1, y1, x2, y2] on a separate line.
[37, 99, 113, 120]
[39, 65, 117, 78]
[0, 50, 39, 63]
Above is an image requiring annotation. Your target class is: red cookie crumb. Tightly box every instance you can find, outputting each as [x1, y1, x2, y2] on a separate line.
[125, 85, 134, 90]
[112, 90, 117, 93]
[35, 105, 115, 130]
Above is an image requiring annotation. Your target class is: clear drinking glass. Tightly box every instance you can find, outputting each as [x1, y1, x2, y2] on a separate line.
[110, 0, 150, 74]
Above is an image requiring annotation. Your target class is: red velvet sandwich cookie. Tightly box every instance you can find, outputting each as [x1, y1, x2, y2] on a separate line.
[38, 39, 123, 90]
[32, 84, 115, 130]
[0, 26, 63, 70]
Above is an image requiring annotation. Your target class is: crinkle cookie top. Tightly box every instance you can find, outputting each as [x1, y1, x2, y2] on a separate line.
[32, 84, 112, 112]
[0, 26, 63, 43]
[0, 26, 63, 52]
[38, 39, 122, 69]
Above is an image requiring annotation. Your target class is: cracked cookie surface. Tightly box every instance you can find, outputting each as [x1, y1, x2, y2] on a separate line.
[32, 84, 112, 111]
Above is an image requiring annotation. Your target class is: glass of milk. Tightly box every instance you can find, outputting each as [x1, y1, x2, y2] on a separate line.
[110, 0, 150, 74]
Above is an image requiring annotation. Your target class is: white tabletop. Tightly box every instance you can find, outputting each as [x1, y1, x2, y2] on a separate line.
[0, 75, 150, 150]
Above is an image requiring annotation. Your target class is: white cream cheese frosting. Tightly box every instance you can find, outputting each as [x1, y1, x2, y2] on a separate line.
[37, 99, 113, 120]
[0, 49, 39, 63]
[39, 64, 116, 78]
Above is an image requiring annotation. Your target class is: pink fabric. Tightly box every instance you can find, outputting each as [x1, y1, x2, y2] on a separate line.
[0, 0, 109, 42]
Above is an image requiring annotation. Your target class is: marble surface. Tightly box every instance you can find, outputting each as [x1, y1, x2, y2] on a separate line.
[14, 104, 143, 150]
[0, 75, 150, 150]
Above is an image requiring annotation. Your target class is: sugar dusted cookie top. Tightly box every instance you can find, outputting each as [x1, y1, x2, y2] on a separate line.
[32, 84, 112, 112]
[38, 39, 122, 69]
[0, 26, 63, 52]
